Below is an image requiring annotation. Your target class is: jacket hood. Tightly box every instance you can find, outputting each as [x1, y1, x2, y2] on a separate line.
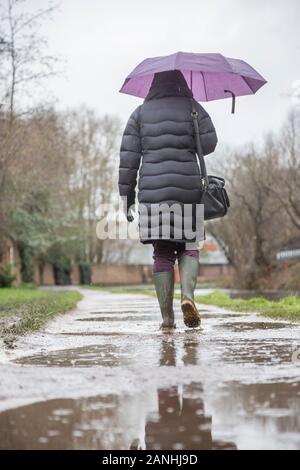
[145, 70, 193, 101]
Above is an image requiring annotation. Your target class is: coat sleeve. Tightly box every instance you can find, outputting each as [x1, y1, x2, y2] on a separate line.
[196, 103, 218, 156]
[118, 106, 142, 208]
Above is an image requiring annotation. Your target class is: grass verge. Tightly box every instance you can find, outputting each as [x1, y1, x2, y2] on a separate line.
[0, 287, 82, 348]
[194, 290, 300, 321]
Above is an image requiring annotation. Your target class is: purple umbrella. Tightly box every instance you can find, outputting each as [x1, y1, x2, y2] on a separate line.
[119, 52, 267, 113]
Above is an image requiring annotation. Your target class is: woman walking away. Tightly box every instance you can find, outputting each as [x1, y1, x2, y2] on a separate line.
[119, 70, 217, 329]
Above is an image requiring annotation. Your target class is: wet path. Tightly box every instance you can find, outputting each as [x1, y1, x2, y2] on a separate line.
[0, 288, 299, 450]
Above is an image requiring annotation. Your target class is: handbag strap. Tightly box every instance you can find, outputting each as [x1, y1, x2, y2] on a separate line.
[190, 98, 209, 190]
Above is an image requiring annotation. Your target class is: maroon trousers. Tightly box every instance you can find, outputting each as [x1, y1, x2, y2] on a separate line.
[152, 241, 198, 273]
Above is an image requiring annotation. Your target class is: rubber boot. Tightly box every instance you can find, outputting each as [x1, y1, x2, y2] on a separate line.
[153, 271, 176, 329]
[178, 255, 201, 328]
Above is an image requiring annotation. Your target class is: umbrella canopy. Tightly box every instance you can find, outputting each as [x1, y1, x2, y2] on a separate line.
[119, 52, 267, 112]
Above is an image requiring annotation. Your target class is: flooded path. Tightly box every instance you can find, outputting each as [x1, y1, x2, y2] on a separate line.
[0, 288, 299, 450]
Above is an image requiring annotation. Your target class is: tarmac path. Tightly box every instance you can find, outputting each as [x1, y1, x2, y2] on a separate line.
[0, 288, 299, 450]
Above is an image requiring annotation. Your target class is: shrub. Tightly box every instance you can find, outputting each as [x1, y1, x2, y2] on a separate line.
[78, 261, 92, 285]
[53, 256, 72, 285]
[18, 244, 35, 283]
[0, 263, 16, 288]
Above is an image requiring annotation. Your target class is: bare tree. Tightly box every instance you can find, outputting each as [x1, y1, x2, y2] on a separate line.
[0, 0, 58, 120]
[277, 108, 300, 230]
[65, 107, 121, 264]
[208, 141, 289, 289]
[0, 0, 59, 246]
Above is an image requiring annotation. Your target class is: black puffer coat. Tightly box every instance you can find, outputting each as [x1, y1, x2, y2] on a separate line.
[119, 71, 218, 244]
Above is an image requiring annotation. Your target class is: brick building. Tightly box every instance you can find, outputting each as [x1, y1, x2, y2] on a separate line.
[1, 234, 232, 286]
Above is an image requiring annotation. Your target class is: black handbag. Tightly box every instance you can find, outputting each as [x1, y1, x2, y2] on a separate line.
[191, 99, 230, 220]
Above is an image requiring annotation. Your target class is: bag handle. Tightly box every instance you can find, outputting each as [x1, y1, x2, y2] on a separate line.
[190, 98, 209, 190]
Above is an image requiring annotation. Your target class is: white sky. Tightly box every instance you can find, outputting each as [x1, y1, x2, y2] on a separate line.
[26, 0, 300, 149]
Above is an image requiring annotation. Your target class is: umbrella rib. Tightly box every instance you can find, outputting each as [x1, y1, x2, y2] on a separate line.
[241, 75, 256, 93]
[201, 71, 208, 101]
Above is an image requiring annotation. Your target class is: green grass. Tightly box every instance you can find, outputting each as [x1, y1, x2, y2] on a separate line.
[88, 285, 300, 322]
[194, 290, 300, 321]
[0, 288, 82, 347]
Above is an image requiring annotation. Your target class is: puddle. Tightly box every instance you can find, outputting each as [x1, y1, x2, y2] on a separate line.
[76, 315, 156, 322]
[221, 339, 295, 365]
[200, 313, 243, 319]
[2, 289, 300, 450]
[88, 311, 155, 315]
[1, 379, 299, 450]
[0, 386, 236, 450]
[15, 345, 130, 367]
[143, 383, 237, 450]
[61, 332, 126, 337]
[217, 322, 290, 332]
[208, 380, 300, 450]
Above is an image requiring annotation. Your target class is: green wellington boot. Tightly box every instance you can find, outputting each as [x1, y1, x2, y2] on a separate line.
[178, 255, 201, 328]
[153, 272, 176, 329]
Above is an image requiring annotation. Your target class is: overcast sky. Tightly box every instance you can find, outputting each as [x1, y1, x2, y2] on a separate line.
[27, 0, 300, 149]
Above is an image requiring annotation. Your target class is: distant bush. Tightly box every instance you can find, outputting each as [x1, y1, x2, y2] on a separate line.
[53, 257, 72, 285]
[78, 261, 92, 285]
[0, 263, 16, 288]
[18, 244, 35, 284]
[48, 243, 72, 285]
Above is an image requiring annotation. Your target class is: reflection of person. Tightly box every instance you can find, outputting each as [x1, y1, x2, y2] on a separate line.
[145, 383, 215, 450]
[146, 337, 214, 449]
[142, 336, 237, 450]
[119, 70, 217, 330]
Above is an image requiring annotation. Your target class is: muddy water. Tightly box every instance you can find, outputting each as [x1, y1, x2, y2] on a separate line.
[0, 289, 300, 450]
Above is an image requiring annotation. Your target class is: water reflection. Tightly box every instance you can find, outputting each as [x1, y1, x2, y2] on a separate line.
[208, 380, 300, 450]
[144, 383, 237, 450]
[144, 335, 237, 450]
[1, 333, 299, 449]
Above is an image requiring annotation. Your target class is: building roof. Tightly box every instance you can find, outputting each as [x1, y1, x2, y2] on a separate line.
[277, 237, 300, 260]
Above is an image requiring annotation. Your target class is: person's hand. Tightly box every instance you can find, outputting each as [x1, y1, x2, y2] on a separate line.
[121, 197, 135, 222]
[127, 208, 134, 223]
[126, 201, 135, 222]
